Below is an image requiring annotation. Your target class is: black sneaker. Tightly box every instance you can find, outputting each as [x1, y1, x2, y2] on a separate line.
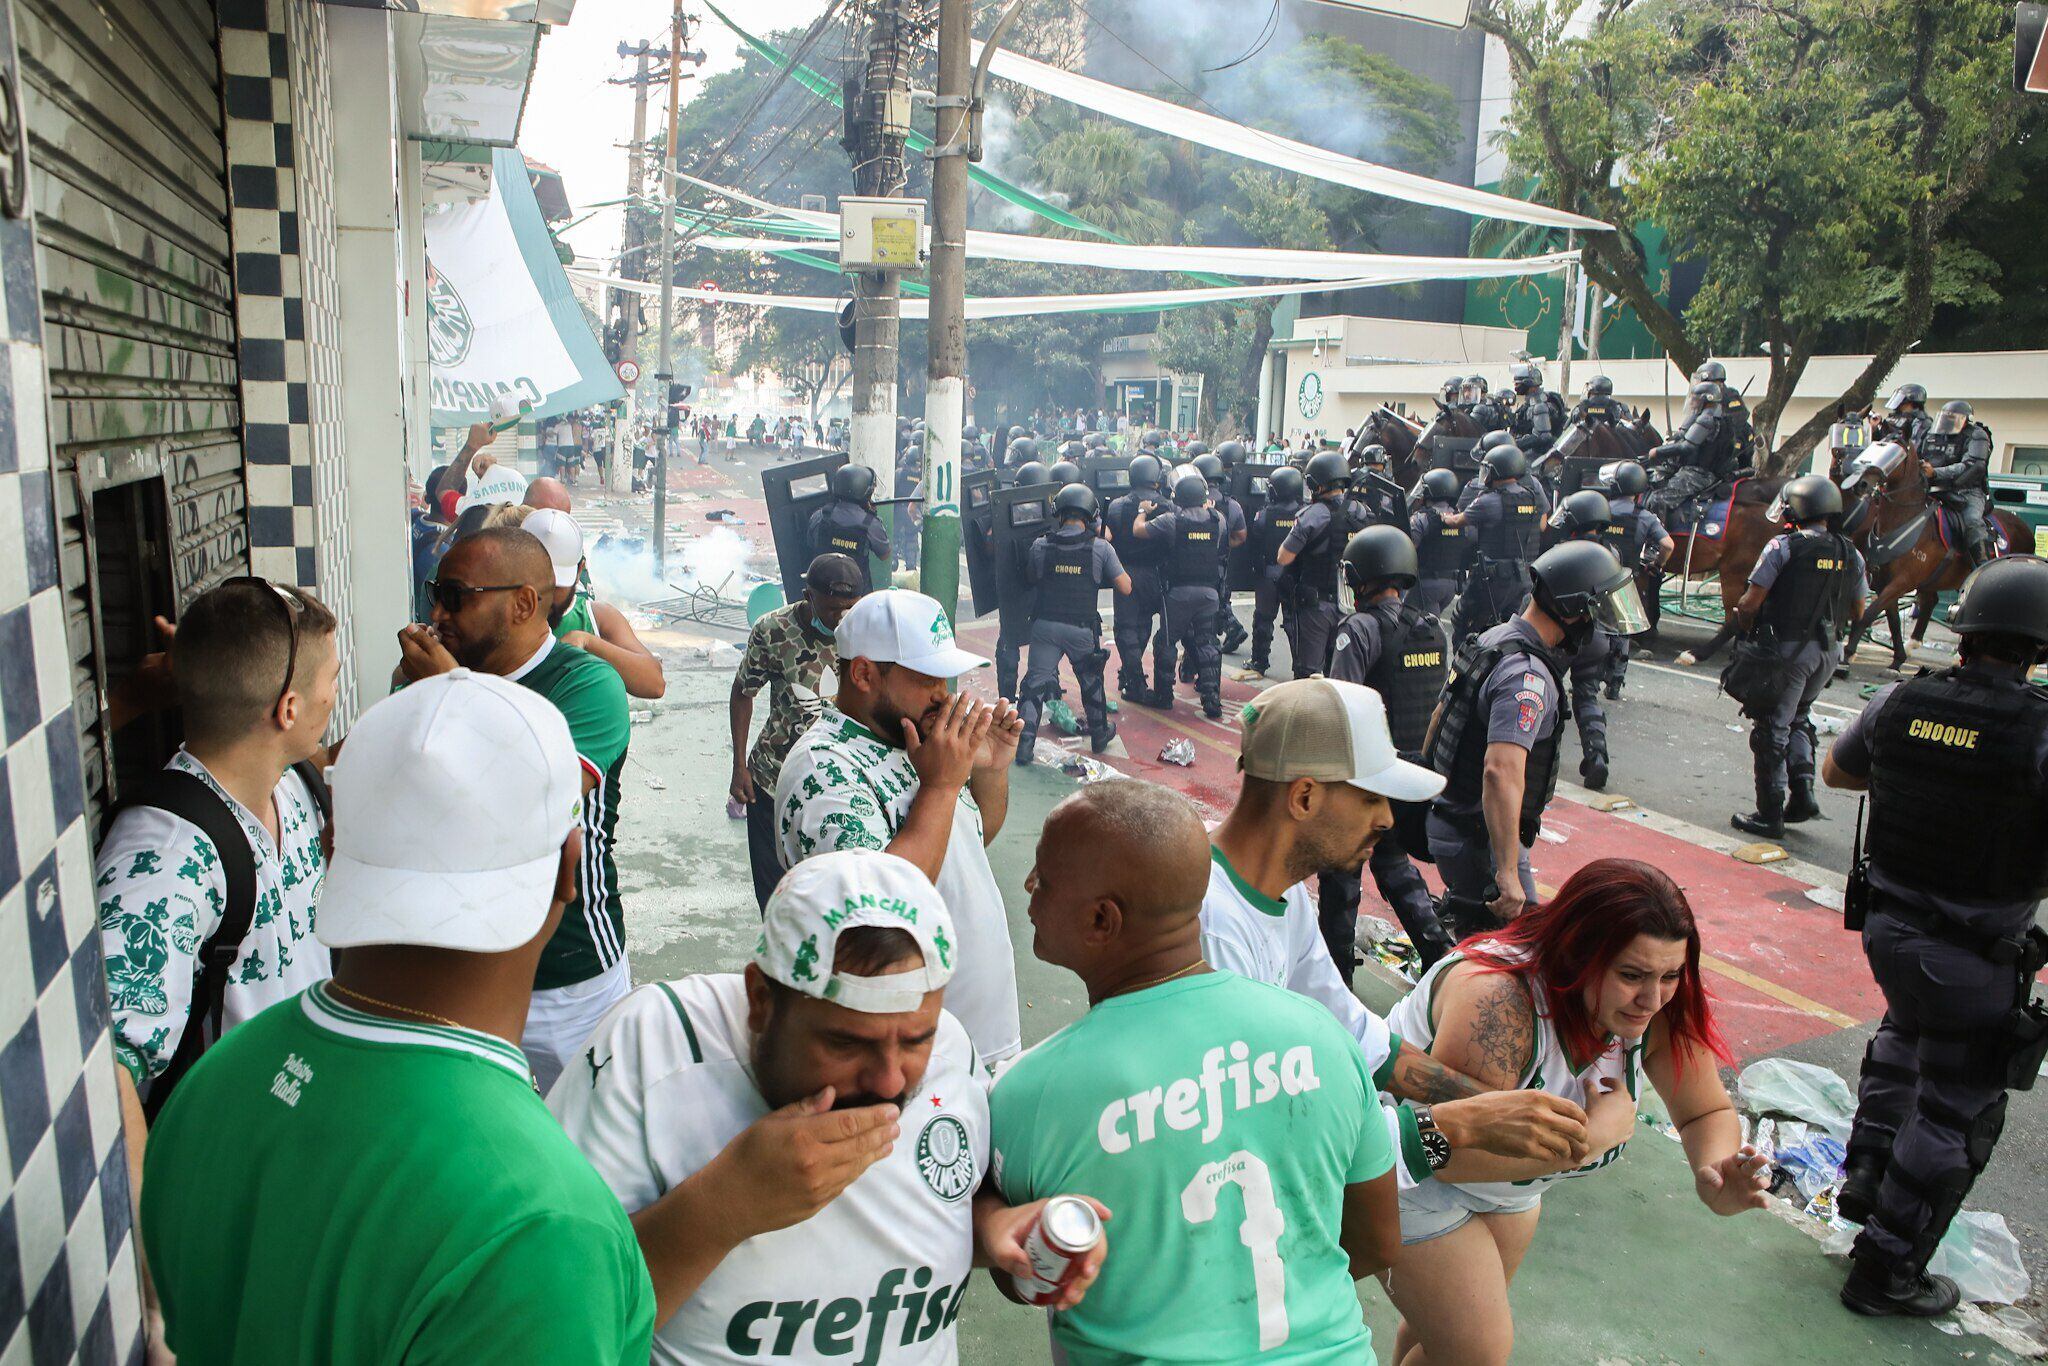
[1840, 1263, 1961, 1318]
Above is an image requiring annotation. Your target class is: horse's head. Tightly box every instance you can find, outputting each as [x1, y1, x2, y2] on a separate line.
[1841, 440, 1911, 495]
[1551, 422, 1589, 463]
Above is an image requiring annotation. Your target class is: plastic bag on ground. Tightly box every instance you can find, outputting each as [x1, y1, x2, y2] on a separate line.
[1775, 1134, 1846, 1202]
[1824, 1211, 2030, 1305]
[1736, 1057, 1855, 1140]
[1044, 699, 1080, 736]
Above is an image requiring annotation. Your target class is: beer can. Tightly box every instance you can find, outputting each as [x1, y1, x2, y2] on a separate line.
[1013, 1195, 1102, 1306]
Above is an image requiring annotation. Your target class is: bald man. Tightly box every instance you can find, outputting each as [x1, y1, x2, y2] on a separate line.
[988, 779, 1401, 1364]
[399, 526, 635, 1089]
[524, 476, 573, 513]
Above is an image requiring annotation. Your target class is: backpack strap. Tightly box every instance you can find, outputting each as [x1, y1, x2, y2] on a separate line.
[114, 770, 259, 1119]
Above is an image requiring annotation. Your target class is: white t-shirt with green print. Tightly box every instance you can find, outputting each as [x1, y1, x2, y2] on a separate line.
[95, 750, 329, 1085]
[773, 707, 1020, 1067]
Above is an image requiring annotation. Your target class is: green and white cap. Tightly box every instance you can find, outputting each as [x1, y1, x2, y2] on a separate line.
[756, 851, 957, 1013]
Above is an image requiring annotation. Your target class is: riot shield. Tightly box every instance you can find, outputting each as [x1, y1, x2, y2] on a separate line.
[1426, 435, 1481, 480]
[1080, 456, 1132, 501]
[1227, 463, 1276, 592]
[1558, 457, 1608, 495]
[988, 484, 1057, 644]
[761, 452, 848, 601]
[1360, 470, 1410, 526]
[963, 469, 1001, 618]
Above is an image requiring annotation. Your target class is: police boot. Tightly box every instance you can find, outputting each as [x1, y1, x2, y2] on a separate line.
[1201, 691, 1224, 721]
[1220, 614, 1248, 654]
[1731, 790, 1785, 840]
[1840, 1258, 1961, 1319]
[1836, 1142, 1890, 1227]
[1784, 777, 1821, 824]
[1579, 747, 1609, 792]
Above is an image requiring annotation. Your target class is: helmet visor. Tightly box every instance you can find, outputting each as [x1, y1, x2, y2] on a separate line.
[1884, 390, 1915, 413]
[1595, 576, 1652, 636]
[1934, 410, 1966, 436]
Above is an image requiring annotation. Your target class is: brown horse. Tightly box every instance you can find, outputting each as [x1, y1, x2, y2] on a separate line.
[1358, 405, 1432, 488]
[1660, 477, 1793, 663]
[1839, 443, 2032, 670]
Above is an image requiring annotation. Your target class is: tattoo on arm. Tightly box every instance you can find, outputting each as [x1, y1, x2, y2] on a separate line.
[1391, 1046, 1484, 1103]
[1457, 973, 1537, 1092]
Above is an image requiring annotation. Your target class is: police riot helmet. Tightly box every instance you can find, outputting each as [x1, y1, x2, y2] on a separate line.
[1598, 460, 1649, 497]
[1214, 440, 1246, 467]
[1007, 424, 1028, 442]
[1684, 381, 1720, 417]
[1418, 468, 1461, 503]
[1549, 488, 1613, 537]
[1192, 453, 1226, 488]
[961, 425, 981, 442]
[1048, 459, 1082, 487]
[1511, 361, 1543, 395]
[1012, 460, 1052, 487]
[1268, 465, 1306, 505]
[1481, 443, 1528, 482]
[1008, 436, 1040, 464]
[1343, 525, 1420, 592]
[1082, 431, 1108, 450]
[1490, 385, 1515, 407]
[1531, 540, 1648, 647]
[1692, 360, 1727, 385]
[1145, 428, 1169, 449]
[1440, 376, 1462, 403]
[1052, 482, 1099, 523]
[1358, 442, 1390, 469]
[1185, 440, 1211, 459]
[1946, 556, 2048, 648]
[1171, 471, 1210, 509]
[1458, 376, 1487, 405]
[1061, 439, 1086, 461]
[1884, 382, 1927, 413]
[1127, 454, 1162, 489]
[1776, 474, 1843, 525]
[828, 463, 876, 503]
[1586, 375, 1615, 398]
[1933, 399, 1974, 437]
[1478, 428, 1517, 454]
[1305, 450, 1350, 494]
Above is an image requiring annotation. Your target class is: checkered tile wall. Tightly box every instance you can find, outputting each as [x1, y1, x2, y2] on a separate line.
[0, 0, 145, 1357]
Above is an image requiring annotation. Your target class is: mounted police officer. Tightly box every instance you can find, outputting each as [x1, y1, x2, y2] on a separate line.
[1104, 454, 1169, 702]
[1447, 438, 1549, 648]
[1877, 382, 1932, 451]
[1275, 450, 1351, 678]
[1921, 400, 1998, 568]
[1321, 525, 1456, 971]
[1194, 450, 1251, 656]
[1409, 467, 1472, 620]
[1694, 359, 1756, 472]
[1242, 464, 1304, 679]
[806, 463, 890, 596]
[1468, 380, 1508, 434]
[1509, 360, 1568, 459]
[1422, 540, 1645, 936]
[1437, 375, 1463, 411]
[1570, 375, 1626, 427]
[1824, 555, 2048, 1318]
[1548, 490, 1626, 790]
[1727, 475, 1865, 839]
[1343, 447, 1406, 533]
[1643, 381, 1727, 522]
[1596, 459, 1673, 699]
[1131, 470, 1227, 718]
[1456, 376, 1488, 414]
[1016, 483, 1132, 765]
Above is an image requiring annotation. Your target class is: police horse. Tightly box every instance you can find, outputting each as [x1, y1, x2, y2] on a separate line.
[1358, 403, 1485, 490]
[1837, 440, 2031, 671]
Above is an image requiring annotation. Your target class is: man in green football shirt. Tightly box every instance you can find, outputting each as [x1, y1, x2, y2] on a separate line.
[988, 779, 1399, 1364]
[141, 671, 655, 1364]
[398, 526, 633, 1088]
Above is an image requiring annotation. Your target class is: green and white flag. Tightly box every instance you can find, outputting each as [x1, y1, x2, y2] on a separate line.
[426, 148, 622, 425]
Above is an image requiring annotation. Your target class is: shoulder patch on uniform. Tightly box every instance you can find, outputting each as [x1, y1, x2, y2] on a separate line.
[1517, 698, 1542, 733]
[1521, 671, 1547, 693]
[1333, 635, 1351, 651]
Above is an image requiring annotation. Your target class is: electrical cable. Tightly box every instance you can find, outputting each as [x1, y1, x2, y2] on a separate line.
[1203, 0, 1280, 74]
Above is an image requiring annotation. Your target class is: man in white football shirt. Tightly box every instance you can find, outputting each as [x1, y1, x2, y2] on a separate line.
[1205, 677, 1591, 1169]
[550, 850, 1105, 1364]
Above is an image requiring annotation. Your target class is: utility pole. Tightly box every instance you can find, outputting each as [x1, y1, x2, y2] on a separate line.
[920, 0, 970, 620]
[608, 39, 658, 493]
[1555, 228, 1577, 402]
[652, 2, 686, 575]
[847, 2, 914, 590]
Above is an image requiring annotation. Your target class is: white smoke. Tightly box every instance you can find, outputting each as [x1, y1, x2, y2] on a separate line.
[975, 97, 1071, 231]
[584, 525, 754, 608]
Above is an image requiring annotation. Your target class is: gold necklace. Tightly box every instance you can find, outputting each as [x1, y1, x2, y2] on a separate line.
[328, 982, 464, 1031]
[1115, 957, 1209, 998]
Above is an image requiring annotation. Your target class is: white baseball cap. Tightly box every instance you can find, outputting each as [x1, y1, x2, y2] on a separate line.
[317, 671, 585, 952]
[457, 462, 529, 513]
[756, 851, 956, 1013]
[488, 391, 531, 433]
[522, 508, 584, 589]
[1237, 677, 1446, 803]
[834, 589, 989, 679]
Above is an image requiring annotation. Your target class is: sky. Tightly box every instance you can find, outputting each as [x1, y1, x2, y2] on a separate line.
[520, 0, 827, 266]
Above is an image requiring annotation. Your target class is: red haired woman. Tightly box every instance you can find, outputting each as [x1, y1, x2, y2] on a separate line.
[1378, 858, 1770, 1365]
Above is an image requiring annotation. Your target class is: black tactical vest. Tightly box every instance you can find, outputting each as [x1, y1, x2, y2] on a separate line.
[1721, 394, 1754, 470]
[814, 501, 876, 590]
[1108, 491, 1165, 568]
[1579, 398, 1622, 426]
[1423, 630, 1566, 845]
[1362, 600, 1448, 752]
[1166, 508, 1223, 587]
[1867, 668, 2048, 912]
[1476, 485, 1542, 562]
[1598, 505, 1646, 569]
[1293, 500, 1343, 600]
[1034, 529, 1101, 628]
[1922, 425, 1992, 491]
[1255, 504, 1299, 561]
[1415, 508, 1468, 579]
[1757, 531, 1855, 642]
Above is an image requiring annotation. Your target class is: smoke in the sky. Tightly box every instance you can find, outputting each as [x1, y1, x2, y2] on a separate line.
[587, 524, 753, 607]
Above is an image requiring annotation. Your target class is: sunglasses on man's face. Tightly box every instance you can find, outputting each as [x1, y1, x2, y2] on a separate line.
[425, 579, 525, 616]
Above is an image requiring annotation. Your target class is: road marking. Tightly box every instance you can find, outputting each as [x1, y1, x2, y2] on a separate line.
[1698, 953, 1861, 1028]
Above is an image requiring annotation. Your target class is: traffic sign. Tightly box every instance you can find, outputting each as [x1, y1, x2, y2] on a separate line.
[616, 358, 641, 384]
[2018, 3, 2048, 92]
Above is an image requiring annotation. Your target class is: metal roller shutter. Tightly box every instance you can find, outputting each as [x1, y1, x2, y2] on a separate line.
[19, 0, 244, 811]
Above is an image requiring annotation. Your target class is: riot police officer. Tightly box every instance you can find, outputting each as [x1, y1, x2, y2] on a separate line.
[1921, 400, 1998, 568]
[1456, 375, 1487, 413]
[1643, 381, 1727, 521]
[988, 460, 1056, 700]
[1243, 465, 1303, 678]
[1727, 475, 1865, 839]
[1193, 451, 1251, 656]
[1596, 459, 1674, 698]
[1449, 442, 1548, 648]
[1437, 375, 1463, 410]
[1570, 375, 1625, 427]
[1005, 434, 1039, 473]
[1410, 467, 1472, 620]
[1548, 490, 1624, 790]
[1456, 429, 1519, 509]
[1321, 525, 1455, 971]
[1016, 483, 1132, 765]
[1131, 471, 1227, 717]
[1694, 360, 1756, 472]
[1877, 382, 1931, 450]
[1343, 447, 1406, 533]
[1275, 450, 1351, 678]
[806, 463, 890, 596]
[1422, 540, 1645, 935]
[1469, 381, 1508, 433]
[1104, 454, 1169, 702]
[1509, 360, 1568, 458]
[1825, 555, 2048, 1318]
[1048, 457, 1083, 488]
[893, 441, 923, 571]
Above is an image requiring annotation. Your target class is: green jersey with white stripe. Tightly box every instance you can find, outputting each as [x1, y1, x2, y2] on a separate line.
[990, 972, 1393, 1365]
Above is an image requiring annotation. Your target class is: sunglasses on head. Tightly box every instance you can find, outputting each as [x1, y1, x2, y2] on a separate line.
[226, 576, 307, 714]
[424, 577, 525, 616]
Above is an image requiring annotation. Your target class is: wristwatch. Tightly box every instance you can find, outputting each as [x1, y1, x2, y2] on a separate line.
[1412, 1105, 1453, 1172]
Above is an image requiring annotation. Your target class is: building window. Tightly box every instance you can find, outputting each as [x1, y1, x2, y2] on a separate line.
[2008, 446, 2048, 477]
